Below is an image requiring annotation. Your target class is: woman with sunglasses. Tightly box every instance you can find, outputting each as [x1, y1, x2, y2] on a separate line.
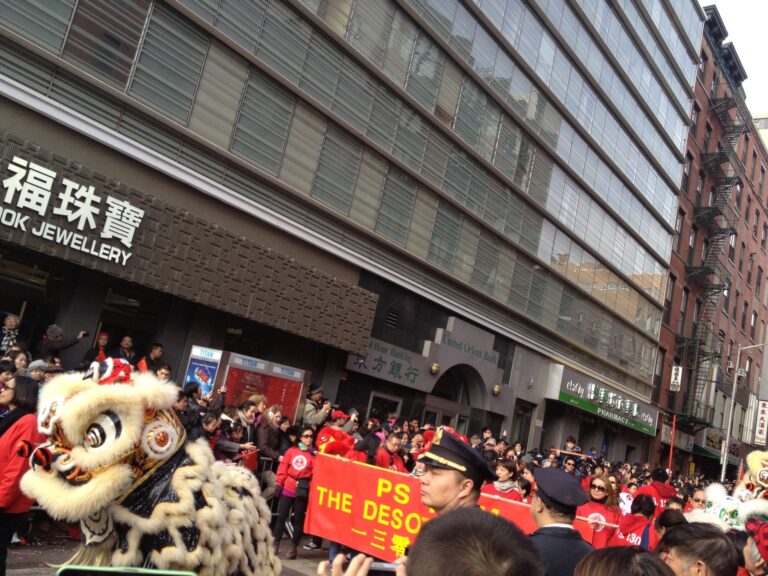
[576, 474, 620, 548]
[273, 425, 316, 559]
[0, 376, 44, 576]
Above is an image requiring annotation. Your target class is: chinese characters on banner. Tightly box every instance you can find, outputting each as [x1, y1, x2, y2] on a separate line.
[305, 454, 604, 562]
[756, 400, 768, 446]
[1, 156, 144, 265]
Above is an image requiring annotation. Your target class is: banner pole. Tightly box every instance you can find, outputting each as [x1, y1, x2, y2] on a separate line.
[667, 414, 676, 473]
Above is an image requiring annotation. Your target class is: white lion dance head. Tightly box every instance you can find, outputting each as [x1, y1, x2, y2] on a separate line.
[20, 360, 280, 576]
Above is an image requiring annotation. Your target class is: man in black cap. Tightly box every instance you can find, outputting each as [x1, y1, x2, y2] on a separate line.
[302, 382, 331, 428]
[530, 468, 593, 576]
[418, 427, 497, 515]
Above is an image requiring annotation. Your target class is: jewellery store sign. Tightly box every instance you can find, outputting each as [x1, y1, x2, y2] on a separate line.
[1, 155, 144, 265]
[559, 367, 658, 436]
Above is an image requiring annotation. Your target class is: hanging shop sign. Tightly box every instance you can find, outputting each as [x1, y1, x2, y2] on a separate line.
[0, 156, 144, 265]
[755, 400, 768, 446]
[660, 423, 694, 452]
[183, 346, 223, 397]
[559, 367, 658, 436]
[346, 338, 432, 392]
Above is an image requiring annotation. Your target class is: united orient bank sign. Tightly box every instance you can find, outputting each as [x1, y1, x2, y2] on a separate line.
[1, 155, 144, 265]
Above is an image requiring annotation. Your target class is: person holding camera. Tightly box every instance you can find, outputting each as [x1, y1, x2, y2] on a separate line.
[303, 383, 332, 428]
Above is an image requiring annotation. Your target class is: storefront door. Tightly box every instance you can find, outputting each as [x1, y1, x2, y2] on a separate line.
[423, 394, 471, 434]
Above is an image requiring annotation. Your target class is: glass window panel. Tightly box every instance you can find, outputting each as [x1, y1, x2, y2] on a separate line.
[393, 108, 428, 170]
[406, 33, 444, 110]
[256, 0, 310, 83]
[231, 69, 296, 175]
[0, 0, 74, 53]
[454, 79, 485, 148]
[311, 125, 363, 214]
[428, 201, 463, 270]
[347, 0, 392, 66]
[382, 10, 417, 87]
[375, 167, 417, 246]
[215, 0, 267, 53]
[367, 84, 401, 151]
[63, 0, 150, 89]
[471, 231, 501, 292]
[449, 4, 476, 62]
[300, 31, 342, 107]
[333, 58, 376, 132]
[129, 3, 208, 123]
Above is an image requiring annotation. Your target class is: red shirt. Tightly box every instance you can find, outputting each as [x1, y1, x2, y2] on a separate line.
[576, 500, 620, 549]
[374, 446, 407, 473]
[276, 446, 315, 494]
[0, 413, 46, 513]
[610, 513, 657, 550]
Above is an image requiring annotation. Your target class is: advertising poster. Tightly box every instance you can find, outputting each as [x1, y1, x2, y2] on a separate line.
[183, 346, 222, 397]
[305, 454, 604, 562]
[221, 353, 306, 422]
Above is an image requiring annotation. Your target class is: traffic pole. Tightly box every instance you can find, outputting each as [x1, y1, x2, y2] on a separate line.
[668, 414, 676, 473]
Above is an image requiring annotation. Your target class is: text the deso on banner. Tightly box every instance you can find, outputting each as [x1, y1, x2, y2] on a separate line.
[305, 453, 605, 562]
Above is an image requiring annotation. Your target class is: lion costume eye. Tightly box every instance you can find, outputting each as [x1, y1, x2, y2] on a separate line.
[84, 411, 122, 450]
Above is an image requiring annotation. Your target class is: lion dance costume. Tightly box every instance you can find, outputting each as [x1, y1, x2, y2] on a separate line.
[19, 360, 280, 575]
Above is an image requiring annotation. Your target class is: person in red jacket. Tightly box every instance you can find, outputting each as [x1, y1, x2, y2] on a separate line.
[576, 474, 620, 549]
[273, 425, 316, 560]
[0, 375, 45, 576]
[610, 494, 656, 549]
[316, 410, 355, 456]
[374, 431, 407, 473]
[634, 467, 677, 517]
[481, 459, 522, 501]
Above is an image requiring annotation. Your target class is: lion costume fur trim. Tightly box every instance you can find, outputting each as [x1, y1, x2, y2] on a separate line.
[23, 371, 280, 576]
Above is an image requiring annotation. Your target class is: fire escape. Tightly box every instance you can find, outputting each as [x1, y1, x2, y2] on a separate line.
[676, 93, 742, 428]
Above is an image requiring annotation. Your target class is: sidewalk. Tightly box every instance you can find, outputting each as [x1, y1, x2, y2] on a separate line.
[6, 538, 323, 576]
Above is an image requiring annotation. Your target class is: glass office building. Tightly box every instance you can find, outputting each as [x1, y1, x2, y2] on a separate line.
[0, 0, 703, 456]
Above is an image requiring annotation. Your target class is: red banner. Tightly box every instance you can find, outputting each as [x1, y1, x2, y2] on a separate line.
[305, 454, 609, 562]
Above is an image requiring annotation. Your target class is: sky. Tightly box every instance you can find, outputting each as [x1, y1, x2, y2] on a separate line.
[711, 1, 768, 115]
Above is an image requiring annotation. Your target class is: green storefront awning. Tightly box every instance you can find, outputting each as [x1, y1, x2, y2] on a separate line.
[692, 444, 740, 466]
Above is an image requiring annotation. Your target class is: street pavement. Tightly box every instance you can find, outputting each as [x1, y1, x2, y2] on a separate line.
[7, 538, 324, 576]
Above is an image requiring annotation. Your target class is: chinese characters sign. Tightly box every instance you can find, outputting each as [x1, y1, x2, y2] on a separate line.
[346, 338, 431, 391]
[559, 367, 658, 436]
[305, 454, 604, 562]
[756, 400, 768, 446]
[1, 156, 144, 265]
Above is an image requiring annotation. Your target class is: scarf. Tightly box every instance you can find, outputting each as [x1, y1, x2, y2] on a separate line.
[0, 406, 33, 438]
[493, 479, 517, 493]
[1, 327, 18, 353]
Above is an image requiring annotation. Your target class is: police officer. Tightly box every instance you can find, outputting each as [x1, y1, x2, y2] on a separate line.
[418, 428, 497, 515]
[530, 468, 593, 576]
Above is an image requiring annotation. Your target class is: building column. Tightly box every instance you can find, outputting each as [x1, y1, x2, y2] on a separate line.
[55, 269, 110, 370]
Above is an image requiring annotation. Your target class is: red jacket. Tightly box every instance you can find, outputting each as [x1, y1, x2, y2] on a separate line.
[374, 446, 407, 473]
[576, 500, 620, 549]
[635, 481, 677, 517]
[0, 413, 46, 513]
[610, 513, 656, 550]
[316, 426, 354, 456]
[276, 446, 314, 494]
[481, 483, 522, 501]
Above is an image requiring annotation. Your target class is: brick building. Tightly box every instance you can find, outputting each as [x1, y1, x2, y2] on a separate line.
[653, 5, 768, 478]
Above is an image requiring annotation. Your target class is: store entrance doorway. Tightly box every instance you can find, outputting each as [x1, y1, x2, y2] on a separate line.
[423, 364, 480, 435]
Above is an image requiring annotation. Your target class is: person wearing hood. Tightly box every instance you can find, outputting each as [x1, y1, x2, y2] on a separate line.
[611, 494, 656, 549]
[634, 467, 677, 517]
[576, 473, 620, 548]
[481, 458, 522, 501]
